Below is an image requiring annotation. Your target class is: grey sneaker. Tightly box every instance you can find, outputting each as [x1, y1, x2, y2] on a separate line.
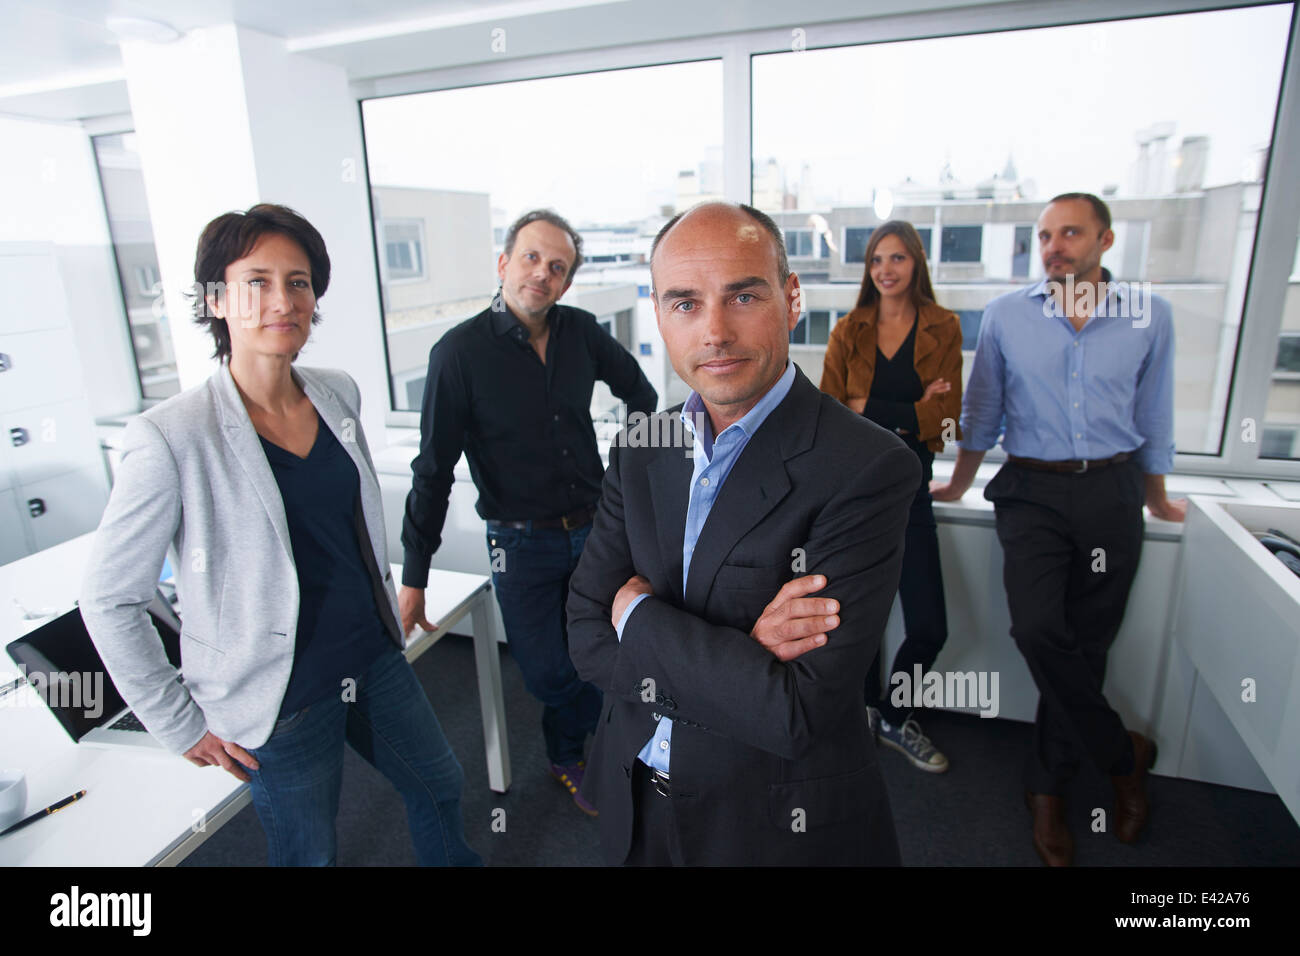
[879, 717, 949, 773]
[866, 705, 882, 742]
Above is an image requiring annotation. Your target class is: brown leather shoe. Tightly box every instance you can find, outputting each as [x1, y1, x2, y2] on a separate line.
[1112, 731, 1157, 844]
[1024, 791, 1073, 866]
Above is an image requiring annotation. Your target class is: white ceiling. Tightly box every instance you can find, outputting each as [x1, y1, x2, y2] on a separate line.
[0, 0, 624, 94]
[3, 0, 1231, 123]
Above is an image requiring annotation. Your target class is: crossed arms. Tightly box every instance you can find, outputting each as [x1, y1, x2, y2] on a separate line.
[566, 436, 919, 761]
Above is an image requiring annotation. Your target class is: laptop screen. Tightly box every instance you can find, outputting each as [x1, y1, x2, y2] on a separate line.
[4, 600, 182, 743]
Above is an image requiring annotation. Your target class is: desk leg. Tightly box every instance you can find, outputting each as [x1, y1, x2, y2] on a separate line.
[471, 593, 511, 793]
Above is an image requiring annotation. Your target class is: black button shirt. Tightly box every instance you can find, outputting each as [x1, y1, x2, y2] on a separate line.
[401, 301, 657, 588]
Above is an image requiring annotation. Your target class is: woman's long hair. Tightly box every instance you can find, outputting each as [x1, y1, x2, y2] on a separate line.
[854, 220, 937, 311]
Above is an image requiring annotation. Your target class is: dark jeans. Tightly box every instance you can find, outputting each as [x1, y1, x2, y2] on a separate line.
[984, 459, 1144, 794]
[246, 644, 481, 866]
[866, 446, 950, 726]
[486, 521, 603, 765]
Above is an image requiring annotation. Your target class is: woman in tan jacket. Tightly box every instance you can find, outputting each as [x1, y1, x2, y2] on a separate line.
[821, 219, 963, 773]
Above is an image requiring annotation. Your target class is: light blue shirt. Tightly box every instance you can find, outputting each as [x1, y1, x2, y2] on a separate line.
[958, 274, 1176, 474]
[615, 360, 797, 774]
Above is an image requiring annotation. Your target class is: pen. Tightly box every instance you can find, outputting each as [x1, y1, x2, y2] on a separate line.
[0, 675, 27, 700]
[0, 790, 87, 837]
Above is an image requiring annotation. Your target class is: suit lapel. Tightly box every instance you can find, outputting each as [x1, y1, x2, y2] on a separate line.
[213, 364, 293, 562]
[682, 370, 819, 614]
[683, 440, 790, 613]
[647, 448, 691, 599]
[914, 308, 939, 369]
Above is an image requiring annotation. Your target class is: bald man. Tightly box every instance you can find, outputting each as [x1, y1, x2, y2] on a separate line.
[566, 202, 919, 865]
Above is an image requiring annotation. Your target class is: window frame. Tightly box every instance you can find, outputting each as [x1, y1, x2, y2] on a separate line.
[352, 0, 1300, 479]
[380, 218, 427, 284]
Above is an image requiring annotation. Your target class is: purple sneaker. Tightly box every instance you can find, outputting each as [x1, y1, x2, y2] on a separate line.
[550, 761, 598, 816]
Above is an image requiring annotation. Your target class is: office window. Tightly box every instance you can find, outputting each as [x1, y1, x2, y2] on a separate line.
[1276, 334, 1300, 375]
[91, 132, 178, 402]
[362, 60, 723, 412]
[956, 310, 984, 352]
[790, 311, 835, 346]
[383, 220, 425, 281]
[843, 227, 873, 265]
[1261, 428, 1296, 459]
[1262, 236, 1300, 460]
[808, 310, 832, 346]
[752, 4, 1292, 456]
[916, 227, 933, 260]
[940, 226, 982, 263]
[785, 229, 815, 256]
[1012, 225, 1033, 278]
[789, 316, 806, 345]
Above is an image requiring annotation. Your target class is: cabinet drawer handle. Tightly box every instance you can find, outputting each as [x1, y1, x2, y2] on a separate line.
[27, 498, 45, 518]
[10, 427, 28, 447]
[0, 353, 10, 372]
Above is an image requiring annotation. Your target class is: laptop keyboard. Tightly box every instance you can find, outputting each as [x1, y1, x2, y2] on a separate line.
[109, 711, 147, 733]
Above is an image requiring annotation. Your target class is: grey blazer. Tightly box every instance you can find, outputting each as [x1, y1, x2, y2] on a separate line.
[79, 365, 403, 755]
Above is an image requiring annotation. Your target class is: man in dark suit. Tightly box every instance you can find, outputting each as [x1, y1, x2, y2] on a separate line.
[566, 202, 920, 865]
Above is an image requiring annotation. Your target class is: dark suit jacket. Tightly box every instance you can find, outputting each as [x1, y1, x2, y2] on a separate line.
[567, 368, 920, 865]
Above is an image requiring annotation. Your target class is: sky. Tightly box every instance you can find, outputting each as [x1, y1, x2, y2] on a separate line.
[361, 4, 1293, 224]
[362, 59, 723, 224]
[753, 4, 1293, 205]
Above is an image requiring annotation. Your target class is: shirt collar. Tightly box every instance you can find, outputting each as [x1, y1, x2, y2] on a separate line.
[1029, 266, 1115, 300]
[681, 359, 796, 456]
[489, 295, 560, 343]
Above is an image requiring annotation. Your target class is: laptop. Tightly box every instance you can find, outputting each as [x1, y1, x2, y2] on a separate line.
[4, 592, 182, 751]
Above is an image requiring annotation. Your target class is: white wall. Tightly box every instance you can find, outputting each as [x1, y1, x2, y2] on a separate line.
[0, 115, 138, 418]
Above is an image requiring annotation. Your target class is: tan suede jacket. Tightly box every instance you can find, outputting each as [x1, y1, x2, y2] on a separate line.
[819, 300, 964, 454]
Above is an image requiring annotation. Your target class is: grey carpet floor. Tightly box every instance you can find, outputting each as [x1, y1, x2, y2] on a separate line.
[181, 633, 1300, 867]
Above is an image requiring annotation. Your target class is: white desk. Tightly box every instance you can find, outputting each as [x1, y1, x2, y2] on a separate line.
[0, 535, 509, 866]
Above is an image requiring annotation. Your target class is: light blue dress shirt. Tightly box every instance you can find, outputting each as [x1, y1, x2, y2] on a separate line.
[958, 274, 1176, 474]
[615, 360, 797, 775]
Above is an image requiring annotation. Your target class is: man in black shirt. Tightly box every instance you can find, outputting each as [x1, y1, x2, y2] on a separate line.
[400, 209, 657, 813]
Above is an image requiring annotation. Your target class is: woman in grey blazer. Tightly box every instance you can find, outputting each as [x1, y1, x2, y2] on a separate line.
[80, 204, 480, 866]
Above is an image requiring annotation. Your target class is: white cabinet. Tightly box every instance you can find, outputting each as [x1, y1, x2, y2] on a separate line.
[0, 490, 28, 566]
[0, 243, 110, 565]
[1168, 497, 1300, 817]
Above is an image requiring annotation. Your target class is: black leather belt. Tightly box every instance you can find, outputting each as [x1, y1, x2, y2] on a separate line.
[648, 766, 671, 797]
[488, 505, 597, 531]
[1008, 452, 1131, 474]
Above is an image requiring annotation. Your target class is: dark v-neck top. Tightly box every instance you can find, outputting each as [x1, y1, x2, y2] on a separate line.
[259, 411, 390, 716]
[865, 320, 922, 437]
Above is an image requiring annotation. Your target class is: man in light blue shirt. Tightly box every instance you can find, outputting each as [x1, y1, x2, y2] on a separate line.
[567, 202, 918, 865]
[933, 192, 1187, 866]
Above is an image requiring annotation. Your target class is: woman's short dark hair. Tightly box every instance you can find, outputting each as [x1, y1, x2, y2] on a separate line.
[192, 203, 330, 362]
[854, 220, 937, 311]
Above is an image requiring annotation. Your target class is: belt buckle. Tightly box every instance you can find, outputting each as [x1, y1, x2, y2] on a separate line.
[562, 512, 579, 531]
[651, 768, 671, 797]
[1075, 459, 1089, 474]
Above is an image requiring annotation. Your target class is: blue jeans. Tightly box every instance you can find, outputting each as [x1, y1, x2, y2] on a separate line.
[486, 522, 603, 765]
[246, 644, 481, 866]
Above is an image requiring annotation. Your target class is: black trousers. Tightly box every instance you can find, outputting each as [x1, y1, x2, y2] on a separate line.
[985, 460, 1143, 794]
[866, 446, 950, 725]
[624, 762, 685, 866]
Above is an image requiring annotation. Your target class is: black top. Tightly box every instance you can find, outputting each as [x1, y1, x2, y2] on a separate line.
[261, 412, 391, 717]
[401, 301, 658, 588]
[865, 320, 922, 437]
